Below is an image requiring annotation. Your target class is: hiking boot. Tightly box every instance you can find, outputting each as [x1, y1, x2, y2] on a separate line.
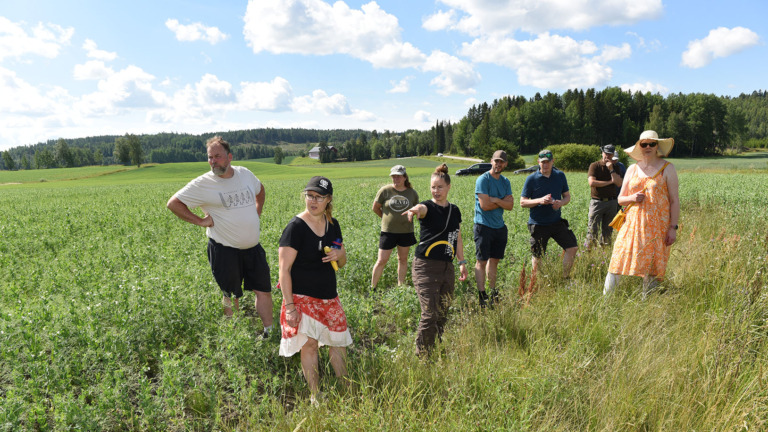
[489, 289, 500, 306]
[479, 290, 489, 308]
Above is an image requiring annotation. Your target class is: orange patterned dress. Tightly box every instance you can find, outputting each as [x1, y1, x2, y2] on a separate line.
[608, 164, 671, 278]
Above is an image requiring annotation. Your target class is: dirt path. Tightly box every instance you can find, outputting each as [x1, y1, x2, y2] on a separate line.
[437, 154, 483, 163]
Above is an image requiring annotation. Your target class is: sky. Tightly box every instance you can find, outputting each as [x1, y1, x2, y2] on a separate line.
[0, 0, 765, 151]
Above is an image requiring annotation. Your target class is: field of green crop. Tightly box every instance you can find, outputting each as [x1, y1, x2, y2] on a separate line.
[1, 158, 767, 430]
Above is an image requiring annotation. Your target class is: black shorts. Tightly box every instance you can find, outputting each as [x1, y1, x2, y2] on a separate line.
[207, 239, 271, 298]
[473, 223, 508, 261]
[527, 219, 578, 258]
[379, 231, 417, 250]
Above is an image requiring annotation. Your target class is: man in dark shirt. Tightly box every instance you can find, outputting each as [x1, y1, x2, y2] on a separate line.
[585, 144, 624, 248]
[520, 150, 578, 282]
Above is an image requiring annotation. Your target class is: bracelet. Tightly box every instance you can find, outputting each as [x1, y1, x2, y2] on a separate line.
[284, 302, 293, 306]
[458, 259, 467, 265]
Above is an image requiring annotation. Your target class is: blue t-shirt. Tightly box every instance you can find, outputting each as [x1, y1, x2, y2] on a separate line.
[615, 161, 627, 196]
[474, 171, 512, 229]
[521, 168, 569, 226]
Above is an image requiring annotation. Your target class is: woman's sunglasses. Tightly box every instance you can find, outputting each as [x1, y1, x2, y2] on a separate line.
[639, 141, 658, 148]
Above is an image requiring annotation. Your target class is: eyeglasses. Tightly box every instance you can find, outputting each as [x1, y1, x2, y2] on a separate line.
[304, 193, 327, 202]
[639, 141, 658, 148]
[538, 152, 553, 159]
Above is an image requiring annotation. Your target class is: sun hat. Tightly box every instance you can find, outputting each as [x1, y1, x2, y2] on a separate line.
[538, 149, 553, 161]
[624, 130, 674, 161]
[491, 150, 508, 162]
[304, 176, 333, 195]
[389, 165, 406, 176]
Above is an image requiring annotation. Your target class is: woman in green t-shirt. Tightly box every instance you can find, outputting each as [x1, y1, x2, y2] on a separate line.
[370, 165, 419, 289]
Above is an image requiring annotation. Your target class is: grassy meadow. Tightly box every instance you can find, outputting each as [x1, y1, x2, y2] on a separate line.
[1, 157, 767, 431]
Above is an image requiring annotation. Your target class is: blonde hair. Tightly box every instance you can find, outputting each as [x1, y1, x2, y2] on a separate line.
[325, 198, 334, 224]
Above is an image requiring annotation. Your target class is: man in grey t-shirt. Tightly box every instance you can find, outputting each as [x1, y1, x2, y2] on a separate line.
[167, 136, 273, 336]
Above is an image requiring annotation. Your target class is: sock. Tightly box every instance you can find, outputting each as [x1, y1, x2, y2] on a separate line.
[603, 273, 619, 295]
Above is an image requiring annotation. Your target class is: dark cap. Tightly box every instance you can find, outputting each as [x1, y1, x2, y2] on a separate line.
[304, 176, 333, 195]
[538, 149, 553, 161]
[491, 150, 507, 162]
[601, 144, 616, 154]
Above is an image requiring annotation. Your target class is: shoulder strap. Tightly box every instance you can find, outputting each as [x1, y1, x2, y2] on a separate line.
[418, 202, 452, 246]
[652, 162, 670, 179]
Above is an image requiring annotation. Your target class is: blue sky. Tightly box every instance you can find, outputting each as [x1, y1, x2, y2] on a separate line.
[0, 0, 765, 151]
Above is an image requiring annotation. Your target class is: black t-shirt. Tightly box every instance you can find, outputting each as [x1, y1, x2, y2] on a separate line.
[279, 216, 343, 299]
[414, 200, 462, 261]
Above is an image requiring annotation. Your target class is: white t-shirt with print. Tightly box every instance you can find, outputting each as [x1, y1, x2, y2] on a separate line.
[173, 166, 262, 249]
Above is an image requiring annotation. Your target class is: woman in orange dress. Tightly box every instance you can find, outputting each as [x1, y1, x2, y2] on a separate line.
[604, 130, 680, 296]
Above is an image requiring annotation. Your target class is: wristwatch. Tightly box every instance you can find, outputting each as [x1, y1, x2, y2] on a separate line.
[609, 170, 615, 174]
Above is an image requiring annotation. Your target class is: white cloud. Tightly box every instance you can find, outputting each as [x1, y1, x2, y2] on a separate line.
[460, 33, 626, 89]
[595, 43, 631, 63]
[349, 109, 377, 121]
[292, 89, 352, 115]
[620, 81, 669, 95]
[0, 17, 74, 61]
[73, 60, 114, 80]
[387, 76, 412, 93]
[626, 31, 661, 52]
[242, 0, 483, 95]
[414, 110, 431, 122]
[432, 0, 663, 35]
[239, 77, 294, 111]
[82, 39, 117, 61]
[464, 97, 478, 106]
[76, 65, 163, 116]
[681, 27, 760, 69]
[243, 0, 425, 68]
[195, 73, 236, 105]
[0, 66, 71, 115]
[422, 10, 456, 31]
[165, 19, 228, 44]
[422, 51, 480, 95]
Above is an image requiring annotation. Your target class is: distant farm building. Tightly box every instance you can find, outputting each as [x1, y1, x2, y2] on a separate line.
[308, 145, 338, 160]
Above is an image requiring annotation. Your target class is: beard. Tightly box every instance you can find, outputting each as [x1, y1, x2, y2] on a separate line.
[211, 165, 227, 176]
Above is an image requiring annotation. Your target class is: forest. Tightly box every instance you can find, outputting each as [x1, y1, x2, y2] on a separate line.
[2, 87, 767, 171]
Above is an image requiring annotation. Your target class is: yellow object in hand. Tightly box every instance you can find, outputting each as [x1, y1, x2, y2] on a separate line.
[323, 246, 339, 271]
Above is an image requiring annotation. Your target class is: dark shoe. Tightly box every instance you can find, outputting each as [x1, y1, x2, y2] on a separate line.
[479, 290, 489, 308]
[489, 289, 499, 306]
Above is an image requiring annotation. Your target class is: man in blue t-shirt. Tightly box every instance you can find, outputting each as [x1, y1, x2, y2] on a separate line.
[520, 149, 578, 287]
[473, 150, 515, 307]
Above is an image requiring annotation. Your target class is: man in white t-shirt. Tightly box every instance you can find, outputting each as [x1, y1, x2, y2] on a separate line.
[167, 136, 273, 336]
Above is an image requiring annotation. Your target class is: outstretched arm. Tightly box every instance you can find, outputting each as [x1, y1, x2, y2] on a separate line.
[402, 203, 427, 222]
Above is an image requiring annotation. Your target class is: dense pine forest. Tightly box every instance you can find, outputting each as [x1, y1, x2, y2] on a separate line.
[2, 87, 767, 171]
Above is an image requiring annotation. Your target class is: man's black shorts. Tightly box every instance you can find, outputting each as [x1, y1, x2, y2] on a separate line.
[473, 224, 508, 261]
[527, 219, 578, 258]
[379, 231, 417, 250]
[207, 239, 271, 298]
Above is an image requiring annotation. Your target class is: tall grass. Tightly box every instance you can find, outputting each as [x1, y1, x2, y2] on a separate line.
[0, 163, 766, 430]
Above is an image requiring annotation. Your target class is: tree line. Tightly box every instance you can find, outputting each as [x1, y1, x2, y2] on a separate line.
[2, 87, 767, 171]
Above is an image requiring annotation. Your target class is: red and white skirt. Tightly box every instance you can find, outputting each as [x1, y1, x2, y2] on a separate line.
[279, 294, 353, 357]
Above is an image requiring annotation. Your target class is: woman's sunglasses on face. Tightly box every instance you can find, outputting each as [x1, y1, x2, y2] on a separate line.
[639, 141, 657, 148]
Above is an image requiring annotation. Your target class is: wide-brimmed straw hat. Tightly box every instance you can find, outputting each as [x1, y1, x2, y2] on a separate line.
[624, 130, 674, 161]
